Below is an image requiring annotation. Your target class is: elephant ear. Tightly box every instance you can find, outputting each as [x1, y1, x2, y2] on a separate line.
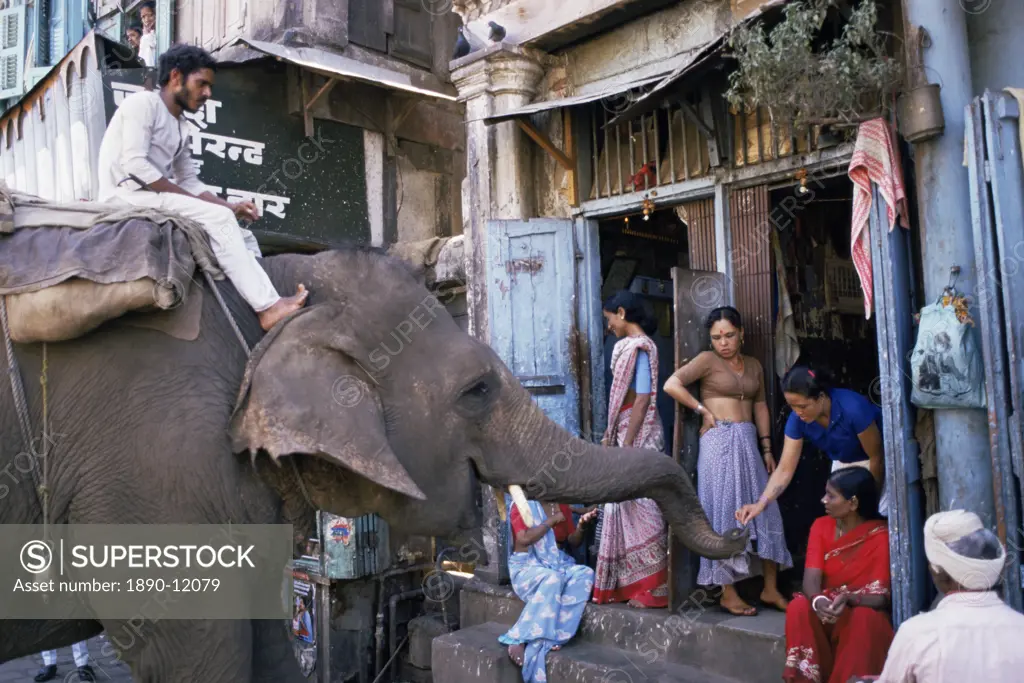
[229, 303, 426, 500]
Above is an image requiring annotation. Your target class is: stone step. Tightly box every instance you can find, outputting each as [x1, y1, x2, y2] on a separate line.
[458, 580, 786, 683]
[432, 622, 743, 683]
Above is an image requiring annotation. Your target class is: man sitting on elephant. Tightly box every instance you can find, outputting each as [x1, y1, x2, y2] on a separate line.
[96, 43, 308, 331]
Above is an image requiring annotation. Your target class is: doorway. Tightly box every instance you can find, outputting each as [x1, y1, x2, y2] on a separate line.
[596, 203, 705, 455]
[766, 175, 881, 589]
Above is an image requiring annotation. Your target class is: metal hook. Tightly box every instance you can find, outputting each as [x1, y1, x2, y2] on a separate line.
[946, 266, 961, 294]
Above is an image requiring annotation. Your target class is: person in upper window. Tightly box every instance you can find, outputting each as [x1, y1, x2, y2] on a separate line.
[665, 305, 792, 616]
[138, 1, 157, 67]
[126, 23, 143, 55]
[97, 44, 308, 331]
[591, 291, 669, 609]
[737, 365, 887, 527]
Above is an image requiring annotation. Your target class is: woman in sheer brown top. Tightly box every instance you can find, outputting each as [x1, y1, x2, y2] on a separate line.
[664, 306, 792, 616]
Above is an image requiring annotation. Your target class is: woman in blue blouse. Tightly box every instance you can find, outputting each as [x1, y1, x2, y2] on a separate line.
[736, 366, 887, 525]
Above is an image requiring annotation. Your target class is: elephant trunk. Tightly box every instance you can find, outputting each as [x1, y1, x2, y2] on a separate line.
[481, 387, 747, 561]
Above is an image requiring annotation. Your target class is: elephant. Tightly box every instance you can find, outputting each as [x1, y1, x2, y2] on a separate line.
[0, 246, 746, 681]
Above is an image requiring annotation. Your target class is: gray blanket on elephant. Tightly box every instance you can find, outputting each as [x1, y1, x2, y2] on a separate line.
[0, 184, 223, 343]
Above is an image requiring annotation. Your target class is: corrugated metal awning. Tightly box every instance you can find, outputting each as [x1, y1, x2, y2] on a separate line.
[238, 39, 459, 101]
[604, 0, 790, 126]
[481, 73, 667, 125]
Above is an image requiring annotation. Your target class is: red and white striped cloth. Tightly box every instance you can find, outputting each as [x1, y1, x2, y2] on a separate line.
[847, 117, 910, 319]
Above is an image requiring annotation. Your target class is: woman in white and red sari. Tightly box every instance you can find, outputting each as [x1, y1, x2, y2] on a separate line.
[592, 291, 669, 608]
[783, 468, 893, 683]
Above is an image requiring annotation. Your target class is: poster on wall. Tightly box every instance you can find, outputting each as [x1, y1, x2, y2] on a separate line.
[101, 62, 371, 250]
[291, 571, 316, 645]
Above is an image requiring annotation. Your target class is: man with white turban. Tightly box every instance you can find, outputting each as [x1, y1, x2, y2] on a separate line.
[871, 510, 1024, 682]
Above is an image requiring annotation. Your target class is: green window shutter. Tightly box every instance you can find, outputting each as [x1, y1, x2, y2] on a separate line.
[0, 4, 26, 100]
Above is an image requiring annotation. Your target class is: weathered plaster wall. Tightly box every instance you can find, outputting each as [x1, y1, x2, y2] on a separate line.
[532, 111, 574, 219]
[560, 0, 730, 94]
[966, 0, 1024, 95]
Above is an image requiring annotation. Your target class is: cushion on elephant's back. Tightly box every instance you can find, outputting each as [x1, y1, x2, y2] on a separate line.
[0, 218, 195, 343]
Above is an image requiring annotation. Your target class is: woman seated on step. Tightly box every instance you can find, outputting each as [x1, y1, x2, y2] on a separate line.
[782, 468, 894, 683]
[499, 499, 598, 683]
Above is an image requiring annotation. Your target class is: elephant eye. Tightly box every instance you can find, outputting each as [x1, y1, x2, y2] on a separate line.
[457, 375, 497, 416]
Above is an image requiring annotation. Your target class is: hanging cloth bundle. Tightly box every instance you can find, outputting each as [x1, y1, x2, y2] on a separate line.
[909, 280, 987, 410]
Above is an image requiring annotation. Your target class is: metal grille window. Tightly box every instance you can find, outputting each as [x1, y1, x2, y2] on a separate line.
[583, 96, 828, 201]
[587, 99, 714, 201]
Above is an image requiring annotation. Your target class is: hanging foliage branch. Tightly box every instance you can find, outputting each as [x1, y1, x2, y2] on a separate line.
[724, 0, 903, 127]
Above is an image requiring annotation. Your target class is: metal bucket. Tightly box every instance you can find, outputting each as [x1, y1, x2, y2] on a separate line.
[899, 83, 945, 143]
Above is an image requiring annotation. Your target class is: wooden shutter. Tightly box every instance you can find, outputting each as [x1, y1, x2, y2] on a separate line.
[677, 197, 716, 271]
[391, 0, 432, 69]
[729, 184, 775, 409]
[349, 0, 392, 53]
[0, 3, 26, 100]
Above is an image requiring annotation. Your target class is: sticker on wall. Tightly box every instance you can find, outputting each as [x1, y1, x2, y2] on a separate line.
[329, 518, 354, 546]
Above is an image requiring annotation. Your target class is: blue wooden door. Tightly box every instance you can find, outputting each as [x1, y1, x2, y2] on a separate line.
[487, 219, 581, 435]
[966, 92, 1024, 611]
[868, 182, 929, 625]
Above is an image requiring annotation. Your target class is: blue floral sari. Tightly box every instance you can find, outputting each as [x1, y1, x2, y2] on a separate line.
[498, 499, 595, 683]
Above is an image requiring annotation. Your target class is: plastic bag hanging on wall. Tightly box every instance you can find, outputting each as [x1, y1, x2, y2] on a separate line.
[909, 290, 987, 410]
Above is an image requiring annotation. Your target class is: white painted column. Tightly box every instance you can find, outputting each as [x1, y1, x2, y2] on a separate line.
[363, 130, 385, 247]
[450, 45, 545, 342]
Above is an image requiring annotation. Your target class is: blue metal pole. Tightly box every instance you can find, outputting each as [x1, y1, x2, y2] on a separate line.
[901, 0, 995, 526]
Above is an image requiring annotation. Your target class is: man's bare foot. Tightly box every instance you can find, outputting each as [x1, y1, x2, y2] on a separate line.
[760, 590, 790, 612]
[258, 284, 309, 331]
[507, 644, 525, 667]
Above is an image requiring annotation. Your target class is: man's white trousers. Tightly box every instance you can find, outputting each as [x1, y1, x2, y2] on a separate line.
[113, 190, 281, 312]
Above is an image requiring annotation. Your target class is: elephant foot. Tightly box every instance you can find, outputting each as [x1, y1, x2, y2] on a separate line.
[34, 665, 57, 682]
[259, 284, 309, 331]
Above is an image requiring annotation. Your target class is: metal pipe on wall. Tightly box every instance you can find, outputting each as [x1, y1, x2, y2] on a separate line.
[901, 0, 995, 526]
[373, 562, 434, 678]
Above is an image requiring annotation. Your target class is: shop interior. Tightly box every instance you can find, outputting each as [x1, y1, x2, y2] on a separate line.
[598, 205, 691, 459]
[766, 174, 880, 590]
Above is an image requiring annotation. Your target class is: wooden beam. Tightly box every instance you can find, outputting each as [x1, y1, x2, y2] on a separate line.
[303, 76, 338, 138]
[699, 86, 721, 168]
[515, 118, 574, 171]
[563, 108, 579, 207]
[679, 100, 714, 142]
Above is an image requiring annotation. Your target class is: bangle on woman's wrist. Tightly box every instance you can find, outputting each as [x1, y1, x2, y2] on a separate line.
[811, 595, 830, 610]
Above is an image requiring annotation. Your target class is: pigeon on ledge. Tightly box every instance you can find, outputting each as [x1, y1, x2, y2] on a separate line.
[452, 26, 472, 60]
[488, 21, 506, 42]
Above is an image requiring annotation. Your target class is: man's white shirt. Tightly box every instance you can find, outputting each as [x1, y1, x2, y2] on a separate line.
[97, 90, 206, 201]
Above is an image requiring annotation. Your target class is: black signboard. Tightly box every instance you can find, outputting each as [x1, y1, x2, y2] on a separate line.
[101, 61, 370, 251]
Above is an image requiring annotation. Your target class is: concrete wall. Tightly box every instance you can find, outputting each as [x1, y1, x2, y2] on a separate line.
[558, 0, 729, 95]
[966, 0, 1024, 94]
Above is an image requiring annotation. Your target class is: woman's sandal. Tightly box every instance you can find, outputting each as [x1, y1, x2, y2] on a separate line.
[507, 644, 525, 667]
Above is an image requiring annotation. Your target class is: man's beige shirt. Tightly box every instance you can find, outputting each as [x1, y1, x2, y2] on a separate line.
[878, 591, 1024, 683]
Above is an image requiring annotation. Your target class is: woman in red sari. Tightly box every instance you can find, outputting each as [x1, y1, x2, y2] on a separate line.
[784, 467, 893, 683]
